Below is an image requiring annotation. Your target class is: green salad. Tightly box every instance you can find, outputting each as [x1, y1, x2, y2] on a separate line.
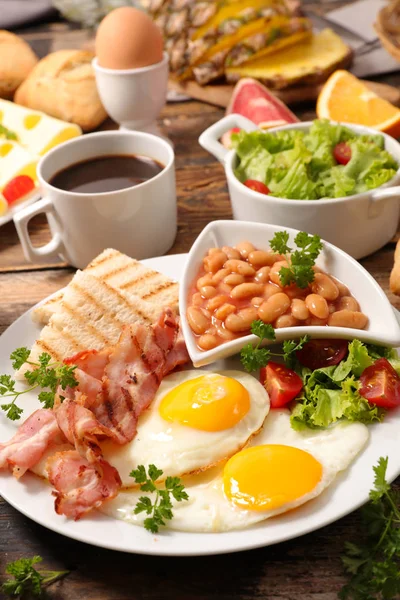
[291, 339, 400, 430]
[233, 119, 399, 200]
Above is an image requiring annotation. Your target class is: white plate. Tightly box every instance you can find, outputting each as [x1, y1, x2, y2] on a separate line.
[0, 191, 40, 228]
[0, 253, 399, 556]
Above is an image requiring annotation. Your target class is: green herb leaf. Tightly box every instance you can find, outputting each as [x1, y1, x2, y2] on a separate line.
[2, 555, 69, 598]
[0, 124, 18, 141]
[269, 230, 291, 255]
[131, 465, 188, 533]
[0, 350, 78, 420]
[10, 347, 31, 370]
[340, 457, 400, 600]
[250, 320, 276, 341]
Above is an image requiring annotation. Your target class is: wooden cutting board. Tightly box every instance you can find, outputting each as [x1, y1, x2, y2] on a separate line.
[169, 78, 400, 108]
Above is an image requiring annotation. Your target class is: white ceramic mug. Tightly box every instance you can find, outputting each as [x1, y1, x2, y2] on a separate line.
[14, 130, 177, 269]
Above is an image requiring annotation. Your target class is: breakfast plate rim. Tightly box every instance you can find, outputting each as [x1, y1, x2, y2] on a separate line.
[0, 252, 399, 557]
[0, 191, 41, 228]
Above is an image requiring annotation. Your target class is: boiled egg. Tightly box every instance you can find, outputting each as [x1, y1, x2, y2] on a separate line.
[102, 409, 369, 532]
[100, 369, 270, 486]
[96, 7, 164, 70]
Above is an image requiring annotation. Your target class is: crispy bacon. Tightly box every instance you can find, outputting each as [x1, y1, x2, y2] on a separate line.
[93, 309, 189, 442]
[0, 308, 189, 519]
[65, 349, 110, 381]
[0, 409, 63, 478]
[47, 450, 121, 520]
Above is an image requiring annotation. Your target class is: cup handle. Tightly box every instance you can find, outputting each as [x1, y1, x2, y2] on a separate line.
[198, 114, 258, 163]
[14, 197, 66, 263]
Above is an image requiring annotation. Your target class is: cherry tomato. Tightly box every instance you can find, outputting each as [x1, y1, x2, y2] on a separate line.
[3, 175, 35, 206]
[296, 339, 348, 370]
[260, 362, 303, 408]
[243, 179, 270, 194]
[221, 127, 241, 149]
[359, 358, 400, 409]
[333, 142, 351, 165]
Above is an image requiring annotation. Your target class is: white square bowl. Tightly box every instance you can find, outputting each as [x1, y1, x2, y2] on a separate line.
[179, 220, 400, 367]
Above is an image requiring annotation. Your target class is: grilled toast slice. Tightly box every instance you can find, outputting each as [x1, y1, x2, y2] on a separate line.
[32, 248, 179, 326]
[18, 269, 167, 378]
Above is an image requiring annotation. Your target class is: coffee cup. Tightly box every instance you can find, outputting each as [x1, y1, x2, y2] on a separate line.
[14, 130, 176, 269]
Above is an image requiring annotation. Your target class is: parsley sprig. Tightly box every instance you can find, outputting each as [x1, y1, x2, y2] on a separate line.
[269, 230, 323, 289]
[240, 320, 309, 372]
[130, 464, 189, 533]
[0, 347, 78, 420]
[0, 124, 18, 141]
[2, 555, 69, 598]
[340, 457, 400, 600]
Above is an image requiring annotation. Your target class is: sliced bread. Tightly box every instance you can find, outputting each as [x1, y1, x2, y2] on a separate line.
[18, 269, 164, 378]
[32, 248, 179, 325]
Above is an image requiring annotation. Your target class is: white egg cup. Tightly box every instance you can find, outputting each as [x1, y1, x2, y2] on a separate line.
[93, 53, 169, 139]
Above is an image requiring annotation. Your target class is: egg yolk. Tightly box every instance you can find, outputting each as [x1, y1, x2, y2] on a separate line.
[223, 444, 323, 511]
[159, 375, 250, 431]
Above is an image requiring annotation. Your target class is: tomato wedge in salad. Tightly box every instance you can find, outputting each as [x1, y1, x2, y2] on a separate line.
[260, 362, 303, 408]
[243, 180, 270, 194]
[333, 142, 351, 165]
[296, 339, 348, 370]
[359, 358, 400, 409]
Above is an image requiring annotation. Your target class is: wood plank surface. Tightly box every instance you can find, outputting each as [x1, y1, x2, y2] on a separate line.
[1, 6, 400, 600]
[169, 77, 400, 108]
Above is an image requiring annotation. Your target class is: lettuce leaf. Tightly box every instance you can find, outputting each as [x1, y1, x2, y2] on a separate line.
[290, 340, 388, 430]
[233, 119, 398, 200]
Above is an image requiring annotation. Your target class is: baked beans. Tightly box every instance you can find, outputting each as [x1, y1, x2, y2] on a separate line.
[187, 241, 367, 350]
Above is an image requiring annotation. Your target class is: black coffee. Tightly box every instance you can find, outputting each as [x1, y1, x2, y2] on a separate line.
[49, 154, 164, 193]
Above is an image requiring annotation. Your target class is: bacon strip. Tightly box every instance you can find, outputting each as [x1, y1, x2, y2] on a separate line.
[47, 450, 121, 520]
[0, 409, 63, 478]
[0, 308, 189, 519]
[94, 308, 189, 442]
[64, 349, 110, 381]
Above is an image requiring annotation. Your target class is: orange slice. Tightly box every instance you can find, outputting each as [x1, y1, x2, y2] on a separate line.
[317, 70, 400, 138]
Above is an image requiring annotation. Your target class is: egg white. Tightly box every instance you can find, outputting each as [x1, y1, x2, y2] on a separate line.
[100, 369, 270, 487]
[100, 410, 369, 532]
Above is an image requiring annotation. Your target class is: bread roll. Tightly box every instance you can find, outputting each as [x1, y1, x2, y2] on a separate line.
[0, 31, 38, 98]
[390, 239, 400, 295]
[15, 50, 107, 131]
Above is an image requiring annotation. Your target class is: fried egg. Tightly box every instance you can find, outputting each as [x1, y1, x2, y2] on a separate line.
[101, 409, 369, 532]
[100, 370, 270, 486]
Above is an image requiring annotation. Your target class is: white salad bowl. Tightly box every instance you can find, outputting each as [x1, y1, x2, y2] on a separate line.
[199, 115, 400, 260]
[180, 220, 400, 367]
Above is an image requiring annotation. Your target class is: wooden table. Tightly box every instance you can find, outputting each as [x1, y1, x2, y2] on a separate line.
[1, 14, 400, 600]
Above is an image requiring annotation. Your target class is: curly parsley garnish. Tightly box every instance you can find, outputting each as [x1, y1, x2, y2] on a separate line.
[2, 555, 69, 598]
[0, 347, 78, 420]
[130, 464, 189, 533]
[269, 230, 323, 289]
[0, 124, 18, 141]
[240, 320, 309, 372]
[340, 457, 400, 600]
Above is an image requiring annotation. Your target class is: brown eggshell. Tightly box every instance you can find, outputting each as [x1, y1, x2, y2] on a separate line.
[96, 7, 164, 70]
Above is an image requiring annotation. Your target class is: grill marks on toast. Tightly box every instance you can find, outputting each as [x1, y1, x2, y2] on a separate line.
[142, 280, 178, 301]
[17, 271, 163, 378]
[32, 249, 179, 326]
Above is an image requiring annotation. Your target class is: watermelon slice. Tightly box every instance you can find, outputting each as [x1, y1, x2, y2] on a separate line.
[226, 77, 299, 129]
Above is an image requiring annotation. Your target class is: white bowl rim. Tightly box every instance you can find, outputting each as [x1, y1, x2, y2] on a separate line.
[226, 120, 400, 206]
[92, 52, 169, 75]
[179, 219, 400, 367]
